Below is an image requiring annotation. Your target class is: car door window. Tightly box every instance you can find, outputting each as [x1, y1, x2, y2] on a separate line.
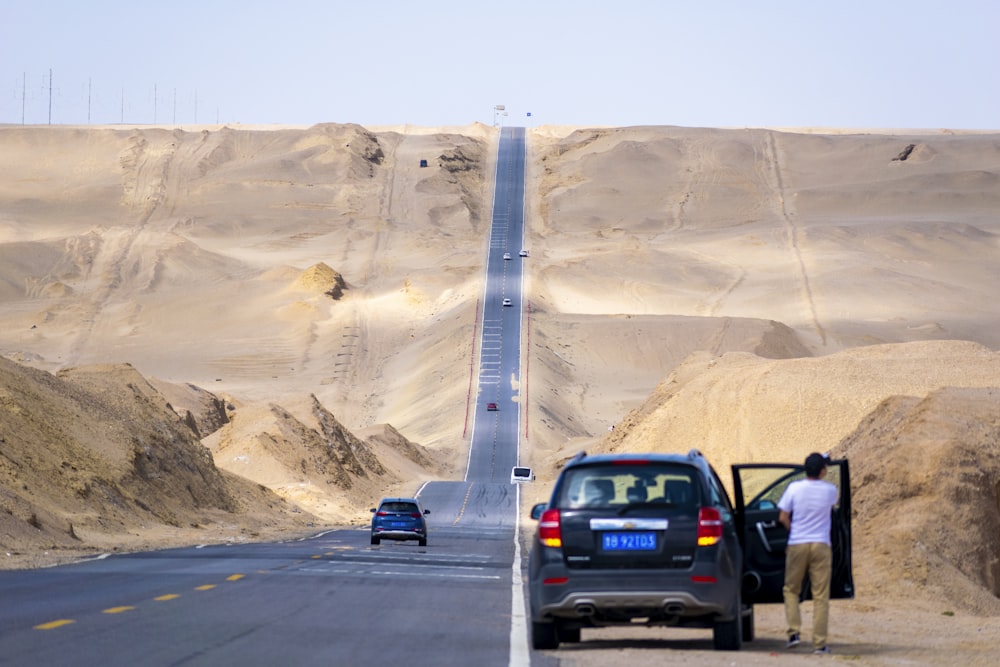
[741, 466, 844, 511]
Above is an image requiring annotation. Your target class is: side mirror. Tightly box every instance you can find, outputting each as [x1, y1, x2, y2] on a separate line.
[530, 503, 548, 520]
[370, 508, 376, 513]
[423, 509, 431, 515]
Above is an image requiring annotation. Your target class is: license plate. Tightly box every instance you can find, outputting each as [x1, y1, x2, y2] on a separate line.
[602, 531, 657, 551]
[390, 521, 409, 528]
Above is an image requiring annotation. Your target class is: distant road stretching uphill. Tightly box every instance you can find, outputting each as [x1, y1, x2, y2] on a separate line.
[468, 125, 527, 483]
[0, 127, 552, 667]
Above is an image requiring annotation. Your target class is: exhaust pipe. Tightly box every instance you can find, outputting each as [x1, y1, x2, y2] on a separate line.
[575, 603, 596, 617]
[664, 602, 685, 615]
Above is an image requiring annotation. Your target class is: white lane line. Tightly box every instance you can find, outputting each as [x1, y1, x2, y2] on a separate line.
[509, 483, 530, 666]
[310, 567, 502, 581]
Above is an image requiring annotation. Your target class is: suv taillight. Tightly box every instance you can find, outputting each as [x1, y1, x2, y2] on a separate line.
[539, 508, 562, 548]
[697, 507, 723, 546]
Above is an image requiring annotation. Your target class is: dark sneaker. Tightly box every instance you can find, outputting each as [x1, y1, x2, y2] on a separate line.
[786, 633, 801, 649]
[813, 645, 832, 654]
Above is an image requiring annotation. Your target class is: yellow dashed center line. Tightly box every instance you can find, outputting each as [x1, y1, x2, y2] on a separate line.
[34, 619, 75, 630]
[453, 483, 475, 525]
[31, 572, 249, 632]
[102, 606, 134, 614]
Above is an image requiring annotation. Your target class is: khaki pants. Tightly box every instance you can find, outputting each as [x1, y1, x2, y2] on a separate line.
[783, 542, 833, 649]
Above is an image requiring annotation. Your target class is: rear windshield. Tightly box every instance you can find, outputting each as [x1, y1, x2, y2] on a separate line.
[555, 464, 699, 510]
[513, 467, 531, 478]
[380, 502, 418, 513]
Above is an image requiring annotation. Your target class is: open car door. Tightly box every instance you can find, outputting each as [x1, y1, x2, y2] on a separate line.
[731, 459, 853, 605]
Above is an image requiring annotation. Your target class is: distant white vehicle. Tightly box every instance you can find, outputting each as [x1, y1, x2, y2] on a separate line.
[502, 298, 512, 307]
[511, 466, 535, 483]
[503, 252, 512, 260]
[519, 249, 528, 257]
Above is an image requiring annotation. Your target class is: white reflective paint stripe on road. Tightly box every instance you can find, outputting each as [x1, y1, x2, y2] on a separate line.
[312, 567, 502, 581]
[509, 482, 530, 667]
[368, 570, 501, 580]
[338, 552, 499, 565]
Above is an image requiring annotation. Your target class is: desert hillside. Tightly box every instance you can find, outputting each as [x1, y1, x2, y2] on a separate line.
[1, 123, 999, 626]
[0, 356, 318, 567]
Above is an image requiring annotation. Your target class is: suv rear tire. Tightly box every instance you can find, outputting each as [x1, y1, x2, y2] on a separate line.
[712, 593, 743, 651]
[741, 604, 755, 641]
[556, 624, 580, 643]
[531, 621, 558, 650]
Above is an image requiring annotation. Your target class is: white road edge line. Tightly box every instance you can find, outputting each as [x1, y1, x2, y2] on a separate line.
[509, 482, 530, 667]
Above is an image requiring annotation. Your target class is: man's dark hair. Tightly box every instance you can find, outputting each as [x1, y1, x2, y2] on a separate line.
[804, 452, 828, 478]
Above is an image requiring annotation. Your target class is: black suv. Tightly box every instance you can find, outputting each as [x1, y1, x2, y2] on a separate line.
[527, 450, 853, 651]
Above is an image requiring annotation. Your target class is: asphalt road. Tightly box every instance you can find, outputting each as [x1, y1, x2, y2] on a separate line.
[0, 126, 553, 667]
[469, 125, 527, 484]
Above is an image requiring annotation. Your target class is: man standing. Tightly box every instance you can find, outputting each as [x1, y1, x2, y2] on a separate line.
[778, 452, 839, 655]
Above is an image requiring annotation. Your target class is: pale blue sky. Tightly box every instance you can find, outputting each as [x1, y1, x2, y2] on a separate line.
[2, 0, 998, 129]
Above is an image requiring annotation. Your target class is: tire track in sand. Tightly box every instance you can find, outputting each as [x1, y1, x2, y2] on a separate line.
[64, 131, 215, 365]
[763, 131, 826, 345]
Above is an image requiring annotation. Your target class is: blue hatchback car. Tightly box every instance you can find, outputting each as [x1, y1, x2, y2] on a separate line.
[370, 497, 430, 546]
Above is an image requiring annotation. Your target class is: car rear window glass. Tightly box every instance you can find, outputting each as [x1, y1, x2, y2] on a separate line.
[380, 502, 418, 513]
[556, 464, 699, 510]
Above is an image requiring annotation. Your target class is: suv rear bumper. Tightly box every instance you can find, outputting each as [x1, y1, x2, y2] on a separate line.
[373, 529, 425, 540]
[539, 589, 728, 620]
[531, 562, 739, 624]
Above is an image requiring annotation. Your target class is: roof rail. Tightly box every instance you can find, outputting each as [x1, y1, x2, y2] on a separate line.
[687, 448, 704, 460]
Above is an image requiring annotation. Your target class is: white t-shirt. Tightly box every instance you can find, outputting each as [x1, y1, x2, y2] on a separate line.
[778, 478, 839, 546]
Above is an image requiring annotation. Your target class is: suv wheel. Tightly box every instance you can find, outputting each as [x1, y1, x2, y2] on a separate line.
[531, 621, 558, 650]
[418, 537, 427, 547]
[712, 593, 743, 651]
[556, 624, 581, 643]
[370, 536, 380, 545]
[741, 604, 755, 642]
